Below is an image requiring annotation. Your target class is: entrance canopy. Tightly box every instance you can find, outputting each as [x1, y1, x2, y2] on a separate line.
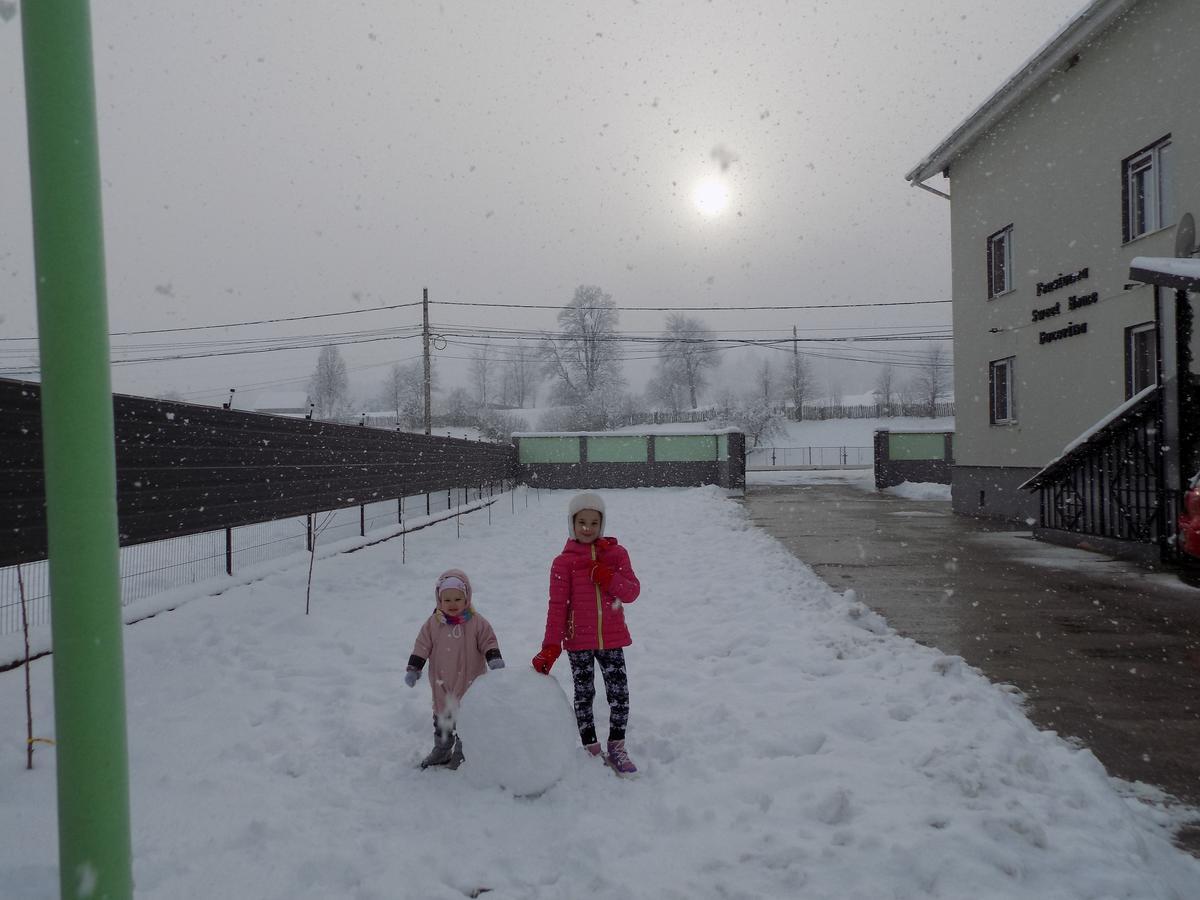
[1129, 256, 1200, 291]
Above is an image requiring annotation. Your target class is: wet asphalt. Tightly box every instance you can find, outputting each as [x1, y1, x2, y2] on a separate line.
[742, 477, 1200, 853]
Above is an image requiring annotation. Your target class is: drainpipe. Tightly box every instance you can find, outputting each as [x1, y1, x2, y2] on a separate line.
[22, 3, 133, 898]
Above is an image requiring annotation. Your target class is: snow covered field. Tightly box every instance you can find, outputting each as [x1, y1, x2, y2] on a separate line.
[3, 485, 1198, 899]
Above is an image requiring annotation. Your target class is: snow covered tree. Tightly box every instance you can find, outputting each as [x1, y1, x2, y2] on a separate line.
[655, 313, 718, 409]
[789, 345, 813, 420]
[721, 399, 785, 449]
[540, 284, 625, 408]
[308, 345, 349, 419]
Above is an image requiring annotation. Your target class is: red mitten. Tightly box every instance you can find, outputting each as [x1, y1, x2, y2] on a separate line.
[532, 644, 562, 674]
[590, 562, 615, 590]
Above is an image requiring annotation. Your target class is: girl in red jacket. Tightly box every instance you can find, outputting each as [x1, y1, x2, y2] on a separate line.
[532, 492, 641, 774]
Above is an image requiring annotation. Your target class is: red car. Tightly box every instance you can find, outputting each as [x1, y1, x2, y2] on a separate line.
[1180, 473, 1200, 583]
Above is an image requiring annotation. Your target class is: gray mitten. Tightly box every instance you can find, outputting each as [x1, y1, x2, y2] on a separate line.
[487, 657, 506, 670]
[404, 668, 421, 688]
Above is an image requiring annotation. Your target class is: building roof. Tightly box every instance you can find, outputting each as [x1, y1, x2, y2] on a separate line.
[905, 0, 1140, 187]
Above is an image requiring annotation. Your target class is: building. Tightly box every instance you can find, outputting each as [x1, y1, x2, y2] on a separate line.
[906, 0, 1199, 530]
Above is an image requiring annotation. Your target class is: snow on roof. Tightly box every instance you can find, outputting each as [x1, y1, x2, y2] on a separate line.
[906, 0, 1139, 185]
[1129, 256, 1200, 290]
[1019, 384, 1156, 490]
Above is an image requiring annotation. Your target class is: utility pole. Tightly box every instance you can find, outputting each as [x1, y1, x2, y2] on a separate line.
[422, 286, 432, 435]
[23, 2, 133, 896]
[792, 324, 801, 422]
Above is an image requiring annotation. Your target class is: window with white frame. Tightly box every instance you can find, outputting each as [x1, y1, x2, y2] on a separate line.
[1123, 135, 1173, 242]
[986, 225, 1013, 298]
[989, 357, 1015, 424]
[1124, 321, 1157, 398]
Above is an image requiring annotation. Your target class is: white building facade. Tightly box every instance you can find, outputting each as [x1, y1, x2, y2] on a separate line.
[907, 0, 1199, 523]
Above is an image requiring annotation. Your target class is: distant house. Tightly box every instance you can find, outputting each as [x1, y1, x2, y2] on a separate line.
[906, 0, 1199, 528]
[253, 391, 311, 418]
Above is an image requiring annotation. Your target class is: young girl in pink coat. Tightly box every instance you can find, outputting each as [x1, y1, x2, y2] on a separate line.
[532, 492, 641, 774]
[405, 568, 505, 769]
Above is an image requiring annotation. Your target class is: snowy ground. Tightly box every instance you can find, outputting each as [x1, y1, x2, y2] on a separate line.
[3, 485, 1199, 899]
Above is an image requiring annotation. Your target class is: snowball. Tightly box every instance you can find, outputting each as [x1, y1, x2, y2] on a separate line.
[456, 667, 578, 797]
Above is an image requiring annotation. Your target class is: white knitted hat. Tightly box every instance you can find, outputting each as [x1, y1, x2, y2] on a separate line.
[567, 492, 606, 540]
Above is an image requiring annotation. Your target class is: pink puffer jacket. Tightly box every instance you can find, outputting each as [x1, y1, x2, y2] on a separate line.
[542, 536, 640, 651]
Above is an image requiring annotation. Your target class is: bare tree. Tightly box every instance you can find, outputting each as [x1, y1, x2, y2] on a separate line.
[308, 345, 348, 419]
[755, 358, 777, 407]
[874, 365, 897, 415]
[470, 339, 492, 410]
[501, 340, 538, 408]
[909, 342, 952, 416]
[378, 361, 431, 427]
[644, 370, 687, 418]
[540, 284, 624, 406]
[657, 313, 719, 409]
[444, 387, 475, 427]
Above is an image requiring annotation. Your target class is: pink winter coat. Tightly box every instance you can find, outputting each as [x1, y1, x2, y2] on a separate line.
[542, 536, 640, 652]
[411, 613, 499, 717]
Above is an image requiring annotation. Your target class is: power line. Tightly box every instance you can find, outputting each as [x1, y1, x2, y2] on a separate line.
[433, 298, 950, 311]
[0, 301, 424, 341]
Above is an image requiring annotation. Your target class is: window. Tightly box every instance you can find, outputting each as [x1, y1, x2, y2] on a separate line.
[986, 225, 1013, 298]
[1122, 135, 1173, 242]
[1125, 321, 1157, 397]
[989, 357, 1015, 424]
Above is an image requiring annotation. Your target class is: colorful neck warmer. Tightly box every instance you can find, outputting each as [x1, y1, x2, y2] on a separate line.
[436, 608, 473, 626]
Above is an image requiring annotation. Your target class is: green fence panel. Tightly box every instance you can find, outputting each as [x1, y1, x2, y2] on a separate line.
[518, 436, 581, 464]
[887, 432, 947, 461]
[717, 433, 729, 460]
[587, 435, 648, 463]
[655, 434, 717, 462]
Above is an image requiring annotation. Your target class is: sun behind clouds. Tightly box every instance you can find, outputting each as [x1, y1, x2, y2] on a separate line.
[692, 177, 730, 217]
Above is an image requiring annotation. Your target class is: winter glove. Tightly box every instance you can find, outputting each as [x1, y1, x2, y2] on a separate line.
[404, 668, 422, 688]
[488, 657, 506, 670]
[531, 644, 562, 674]
[590, 562, 615, 590]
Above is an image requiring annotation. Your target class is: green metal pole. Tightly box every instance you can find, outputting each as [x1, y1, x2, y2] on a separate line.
[21, 3, 134, 898]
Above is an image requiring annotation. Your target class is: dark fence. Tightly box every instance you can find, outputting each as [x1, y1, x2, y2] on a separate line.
[873, 429, 954, 489]
[1021, 388, 1179, 553]
[1, 378, 516, 568]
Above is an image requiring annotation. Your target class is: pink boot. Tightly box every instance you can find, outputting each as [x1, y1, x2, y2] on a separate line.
[605, 740, 637, 775]
[584, 742, 604, 758]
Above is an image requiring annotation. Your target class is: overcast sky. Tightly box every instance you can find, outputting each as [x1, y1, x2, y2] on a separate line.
[1, 0, 1088, 408]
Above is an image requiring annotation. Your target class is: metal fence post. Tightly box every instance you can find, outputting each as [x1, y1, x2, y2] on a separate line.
[225, 527, 233, 576]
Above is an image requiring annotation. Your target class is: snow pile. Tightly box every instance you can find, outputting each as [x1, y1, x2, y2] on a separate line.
[884, 480, 953, 501]
[456, 666, 577, 797]
[2, 486, 1197, 899]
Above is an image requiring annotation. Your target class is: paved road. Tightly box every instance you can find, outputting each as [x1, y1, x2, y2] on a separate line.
[743, 478, 1200, 851]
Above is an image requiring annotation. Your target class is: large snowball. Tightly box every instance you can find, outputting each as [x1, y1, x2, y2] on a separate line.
[456, 667, 578, 797]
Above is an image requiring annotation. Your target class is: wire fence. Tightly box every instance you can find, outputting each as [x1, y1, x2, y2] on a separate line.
[0, 484, 508, 639]
[745, 446, 873, 468]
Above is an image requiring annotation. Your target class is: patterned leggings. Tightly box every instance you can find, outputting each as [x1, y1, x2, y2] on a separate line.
[567, 648, 629, 745]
